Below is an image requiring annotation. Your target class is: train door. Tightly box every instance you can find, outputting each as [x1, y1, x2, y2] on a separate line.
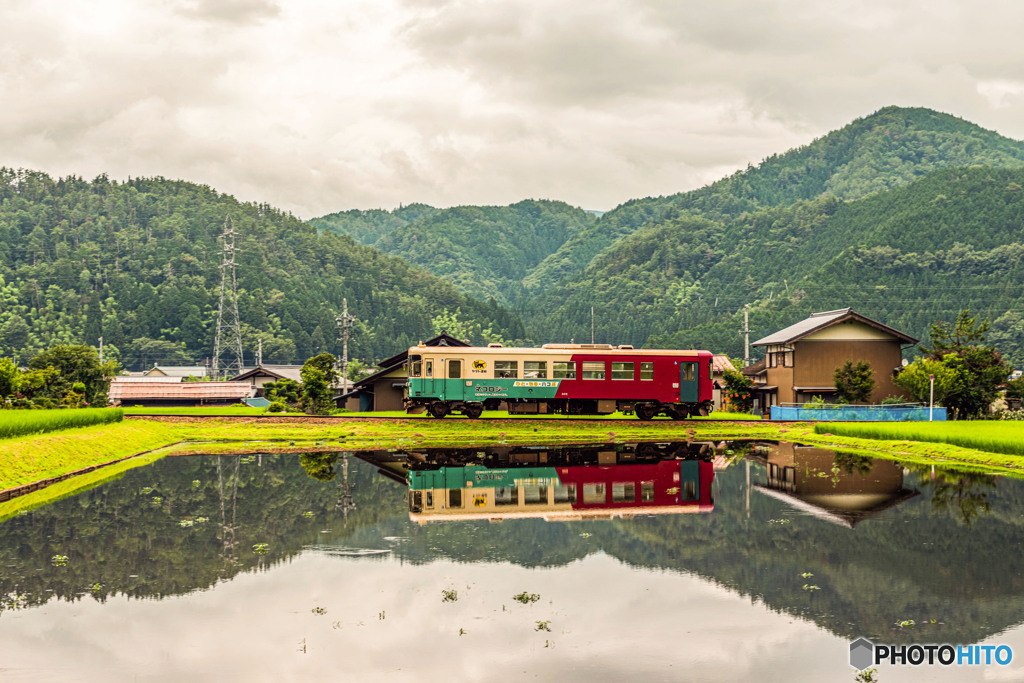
[445, 358, 466, 401]
[679, 361, 699, 403]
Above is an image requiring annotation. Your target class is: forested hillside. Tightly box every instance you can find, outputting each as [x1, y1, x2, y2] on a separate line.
[0, 171, 524, 370]
[525, 106, 1024, 294]
[311, 203, 438, 245]
[313, 200, 596, 305]
[530, 166, 1024, 366]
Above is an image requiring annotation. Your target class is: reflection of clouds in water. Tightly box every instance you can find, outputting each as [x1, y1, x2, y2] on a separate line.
[2, 550, 1002, 682]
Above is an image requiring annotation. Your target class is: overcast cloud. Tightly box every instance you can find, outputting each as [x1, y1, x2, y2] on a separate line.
[2, 0, 1024, 217]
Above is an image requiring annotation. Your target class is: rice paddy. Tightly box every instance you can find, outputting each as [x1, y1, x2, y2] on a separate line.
[815, 420, 1024, 457]
[0, 407, 124, 440]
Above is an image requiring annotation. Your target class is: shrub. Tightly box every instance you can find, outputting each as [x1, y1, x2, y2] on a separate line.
[267, 401, 287, 413]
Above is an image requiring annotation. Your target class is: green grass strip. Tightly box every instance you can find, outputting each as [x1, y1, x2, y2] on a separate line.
[0, 407, 123, 439]
[814, 421, 1024, 457]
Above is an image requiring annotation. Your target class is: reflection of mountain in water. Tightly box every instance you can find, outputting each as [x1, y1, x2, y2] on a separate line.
[0, 443, 1021, 644]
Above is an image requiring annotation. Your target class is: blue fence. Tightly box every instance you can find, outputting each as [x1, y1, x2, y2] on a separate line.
[769, 404, 947, 421]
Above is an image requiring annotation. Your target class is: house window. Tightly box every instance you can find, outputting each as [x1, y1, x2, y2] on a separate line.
[767, 345, 793, 368]
[582, 361, 605, 380]
[640, 362, 654, 380]
[524, 361, 547, 379]
[494, 361, 518, 379]
[553, 362, 576, 379]
[611, 362, 634, 380]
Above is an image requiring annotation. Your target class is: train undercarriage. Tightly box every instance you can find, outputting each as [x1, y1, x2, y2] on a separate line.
[407, 398, 714, 420]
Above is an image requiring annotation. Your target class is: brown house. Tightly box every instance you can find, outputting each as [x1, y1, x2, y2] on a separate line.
[750, 441, 919, 527]
[752, 308, 916, 405]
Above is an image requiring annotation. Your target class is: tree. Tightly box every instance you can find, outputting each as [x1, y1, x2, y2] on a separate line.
[894, 357, 958, 405]
[721, 369, 754, 413]
[918, 310, 1010, 419]
[1006, 375, 1024, 401]
[28, 344, 118, 406]
[0, 356, 18, 398]
[300, 353, 338, 415]
[833, 360, 875, 404]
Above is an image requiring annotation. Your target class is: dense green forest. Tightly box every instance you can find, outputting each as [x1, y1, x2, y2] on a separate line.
[314, 200, 596, 305]
[0, 171, 524, 370]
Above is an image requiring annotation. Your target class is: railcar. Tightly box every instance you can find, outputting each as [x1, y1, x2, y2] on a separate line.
[407, 458, 715, 523]
[404, 342, 714, 419]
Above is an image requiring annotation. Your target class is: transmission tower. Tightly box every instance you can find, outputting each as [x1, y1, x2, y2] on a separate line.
[212, 216, 244, 380]
[335, 298, 357, 394]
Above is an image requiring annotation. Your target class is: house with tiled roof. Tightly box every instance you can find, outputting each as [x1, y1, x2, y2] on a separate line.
[752, 308, 916, 405]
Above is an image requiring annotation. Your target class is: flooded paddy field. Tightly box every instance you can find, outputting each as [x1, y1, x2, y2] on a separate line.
[2, 440, 1024, 681]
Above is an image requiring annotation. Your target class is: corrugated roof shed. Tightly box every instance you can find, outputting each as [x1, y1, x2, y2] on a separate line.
[109, 381, 255, 404]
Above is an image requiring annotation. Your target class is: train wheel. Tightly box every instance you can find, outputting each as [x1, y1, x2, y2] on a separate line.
[670, 407, 689, 420]
[635, 404, 657, 421]
[463, 404, 483, 419]
[428, 402, 449, 419]
[698, 402, 711, 417]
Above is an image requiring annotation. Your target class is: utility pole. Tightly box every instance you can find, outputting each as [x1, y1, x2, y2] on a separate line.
[212, 216, 244, 380]
[98, 337, 103, 364]
[743, 304, 750, 368]
[591, 306, 595, 344]
[257, 338, 263, 367]
[335, 299, 356, 394]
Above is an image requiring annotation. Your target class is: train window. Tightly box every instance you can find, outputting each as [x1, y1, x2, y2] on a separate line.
[450, 360, 462, 379]
[682, 363, 696, 382]
[683, 481, 698, 501]
[494, 360, 518, 379]
[409, 491, 423, 513]
[425, 491, 433, 508]
[449, 489, 463, 508]
[582, 483, 606, 504]
[524, 361, 547, 379]
[494, 486, 518, 506]
[611, 362, 634, 380]
[524, 485, 548, 505]
[640, 481, 655, 502]
[425, 360, 433, 377]
[552, 362, 576, 380]
[582, 361, 605, 380]
[612, 482, 636, 502]
[410, 357, 422, 377]
[640, 362, 654, 380]
[553, 483, 576, 503]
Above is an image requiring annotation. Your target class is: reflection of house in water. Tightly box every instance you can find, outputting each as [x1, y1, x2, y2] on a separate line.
[352, 442, 719, 524]
[751, 442, 919, 527]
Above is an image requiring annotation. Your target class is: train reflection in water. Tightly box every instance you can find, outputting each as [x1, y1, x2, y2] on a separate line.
[355, 441, 721, 524]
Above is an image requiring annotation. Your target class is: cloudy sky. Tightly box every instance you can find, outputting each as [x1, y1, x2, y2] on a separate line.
[3, 0, 1024, 218]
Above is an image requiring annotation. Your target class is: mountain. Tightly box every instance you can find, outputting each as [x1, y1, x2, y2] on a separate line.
[310, 203, 438, 245]
[0, 171, 524, 370]
[313, 199, 597, 305]
[525, 106, 1024, 294]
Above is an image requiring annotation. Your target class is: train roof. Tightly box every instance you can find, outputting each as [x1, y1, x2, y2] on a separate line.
[407, 343, 710, 356]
